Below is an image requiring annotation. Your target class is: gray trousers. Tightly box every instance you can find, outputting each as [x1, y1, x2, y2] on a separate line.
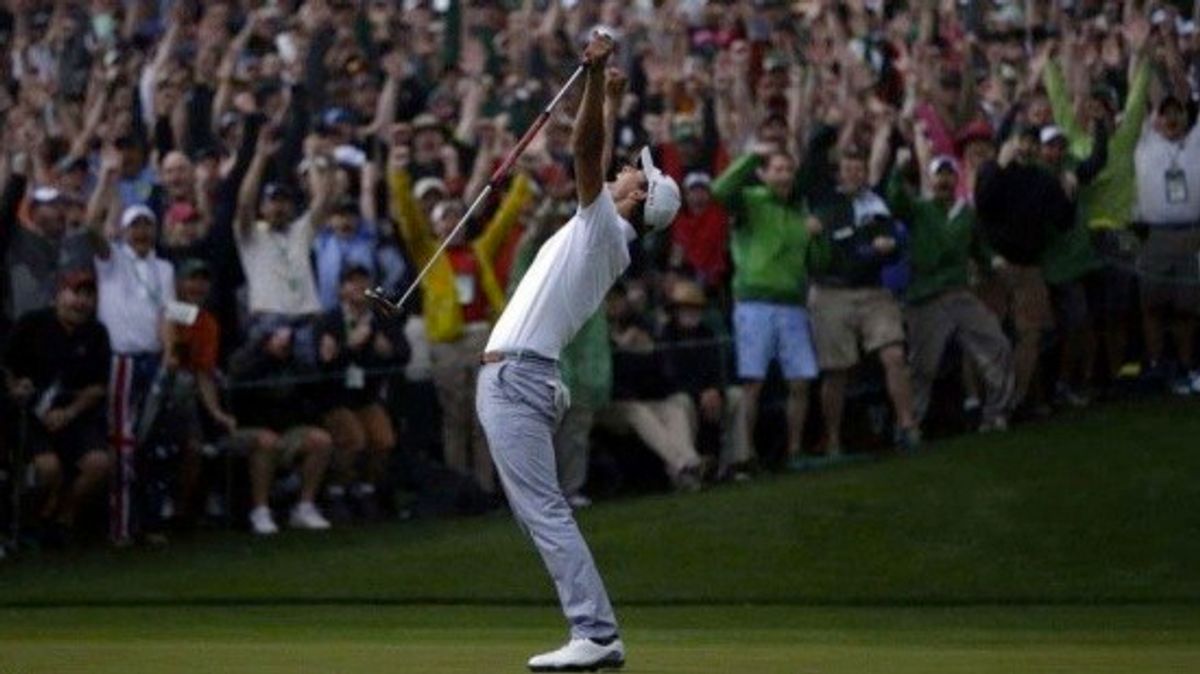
[906, 290, 1015, 425]
[476, 357, 618, 639]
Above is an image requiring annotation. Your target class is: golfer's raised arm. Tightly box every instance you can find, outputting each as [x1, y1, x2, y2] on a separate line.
[573, 32, 614, 208]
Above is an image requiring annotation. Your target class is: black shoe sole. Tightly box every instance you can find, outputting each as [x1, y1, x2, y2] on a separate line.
[528, 656, 625, 672]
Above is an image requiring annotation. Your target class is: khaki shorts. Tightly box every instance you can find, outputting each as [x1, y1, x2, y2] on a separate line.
[1139, 227, 1200, 315]
[227, 426, 315, 465]
[809, 286, 906, 371]
[976, 264, 1054, 334]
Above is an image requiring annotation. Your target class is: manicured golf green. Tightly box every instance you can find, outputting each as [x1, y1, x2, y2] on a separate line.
[2, 605, 1198, 673]
[1, 399, 1198, 672]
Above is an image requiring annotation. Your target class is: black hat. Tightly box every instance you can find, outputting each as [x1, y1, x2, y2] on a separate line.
[177, 258, 212, 279]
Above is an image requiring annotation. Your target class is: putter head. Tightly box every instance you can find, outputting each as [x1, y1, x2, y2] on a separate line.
[364, 286, 401, 319]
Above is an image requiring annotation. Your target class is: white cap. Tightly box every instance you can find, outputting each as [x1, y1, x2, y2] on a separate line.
[1039, 125, 1066, 145]
[413, 177, 448, 200]
[928, 155, 959, 176]
[683, 171, 712, 190]
[638, 147, 681, 231]
[120, 204, 158, 229]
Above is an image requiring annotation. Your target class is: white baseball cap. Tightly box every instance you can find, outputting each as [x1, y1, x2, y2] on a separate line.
[120, 204, 158, 229]
[1039, 125, 1066, 145]
[639, 147, 681, 231]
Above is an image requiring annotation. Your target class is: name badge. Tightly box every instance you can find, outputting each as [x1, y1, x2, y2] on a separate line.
[832, 226, 854, 242]
[1166, 167, 1188, 204]
[455, 273, 476, 305]
[345, 365, 366, 390]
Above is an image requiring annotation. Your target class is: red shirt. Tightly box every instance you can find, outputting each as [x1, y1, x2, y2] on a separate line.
[446, 246, 489, 323]
[177, 309, 220, 374]
[672, 202, 730, 284]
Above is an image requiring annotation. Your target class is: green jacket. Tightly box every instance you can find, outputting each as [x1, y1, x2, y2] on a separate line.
[711, 154, 812, 305]
[886, 172, 988, 304]
[1044, 58, 1151, 230]
[507, 216, 612, 409]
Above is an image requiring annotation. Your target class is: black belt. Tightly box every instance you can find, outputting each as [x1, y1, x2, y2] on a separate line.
[480, 350, 557, 366]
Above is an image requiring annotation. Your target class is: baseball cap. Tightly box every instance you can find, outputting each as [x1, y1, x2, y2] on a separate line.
[120, 204, 158, 229]
[57, 268, 97, 292]
[928, 155, 959, 176]
[177, 258, 211, 279]
[684, 172, 713, 191]
[262, 181, 293, 201]
[1039, 125, 1067, 145]
[413, 177, 448, 200]
[638, 147, 682, 232]
[333, 195, 359, 215]
[30, 186, 64, 205]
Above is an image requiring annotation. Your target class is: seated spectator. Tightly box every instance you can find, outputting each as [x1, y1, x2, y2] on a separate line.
[315, 265, 409, 521]
[596, 285, 704, 493]
[660, 280, 748, 475]
[3, 271, 111, 546]
[228, 320, 335, 535]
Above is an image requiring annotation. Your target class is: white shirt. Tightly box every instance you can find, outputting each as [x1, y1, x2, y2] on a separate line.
[1134, 121, 1200, 226]
[236, 214, 322, 315]
[486, 188, 635, 360]
[96, 244, 175, 354]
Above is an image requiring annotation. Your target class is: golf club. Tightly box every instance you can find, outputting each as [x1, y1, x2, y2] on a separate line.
[364, 61, 592, 317]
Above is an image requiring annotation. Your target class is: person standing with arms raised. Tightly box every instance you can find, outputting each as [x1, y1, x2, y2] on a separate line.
[476, 32, 680, 673]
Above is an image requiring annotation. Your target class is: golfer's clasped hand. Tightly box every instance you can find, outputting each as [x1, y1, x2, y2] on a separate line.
[583, 31, 615, 69]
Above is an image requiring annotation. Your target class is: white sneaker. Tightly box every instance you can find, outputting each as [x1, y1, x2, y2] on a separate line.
[566, 494, 593, 509]
[249, 506, 279, 536]
[288, 501, 331, 530]
[527, 637, 625, 672]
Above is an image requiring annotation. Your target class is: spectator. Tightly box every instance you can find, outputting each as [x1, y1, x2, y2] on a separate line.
[1134, 95, 1200, 395]
[887, 151, 1014, 432]
[974, 140, 1074, 415]
[315, 264, 408, 521]
[88, 149, 177, 544]
[807, 140, 919, 454]
[711, 147, 818, 472]
[4, 270, 111, 547]
[670, 171, 730, 291]
[228, 320, 335, 535]
[1038, 123, 1109, 406]
[596, 283, 705, 492]
[1042, 17, 1152, 387]
[234, 126, 336, 364]
[660, 280, 747, 474]
[3, 179, 94, 321]
[388, 143, 533, 495]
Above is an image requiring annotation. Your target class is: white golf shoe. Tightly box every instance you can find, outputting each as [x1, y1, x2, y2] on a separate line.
[288, 501, 331, 530]
[248, 506, 279, 536]
[527, 637, 625, 672]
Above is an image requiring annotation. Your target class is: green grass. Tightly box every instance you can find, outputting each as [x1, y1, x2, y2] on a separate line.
[1, 399, 1198, 672]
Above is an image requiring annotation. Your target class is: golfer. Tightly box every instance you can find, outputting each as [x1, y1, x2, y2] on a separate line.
[476, 32, 680, 673]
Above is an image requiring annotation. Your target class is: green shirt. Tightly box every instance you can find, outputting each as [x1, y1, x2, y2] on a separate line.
[1044, 59, 1151, 230]
[886, 173, 988, 304]
[711, 154, 812, 305]
[507, 218, 612, 409]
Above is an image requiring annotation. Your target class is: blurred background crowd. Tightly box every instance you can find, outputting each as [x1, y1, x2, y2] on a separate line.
[1, 0, 1199, 549]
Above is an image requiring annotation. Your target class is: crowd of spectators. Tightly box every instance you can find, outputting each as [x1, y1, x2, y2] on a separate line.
[2, 0, 1199, 549]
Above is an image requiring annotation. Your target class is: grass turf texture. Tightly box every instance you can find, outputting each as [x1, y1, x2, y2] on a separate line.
[1, 399, 1198, 672]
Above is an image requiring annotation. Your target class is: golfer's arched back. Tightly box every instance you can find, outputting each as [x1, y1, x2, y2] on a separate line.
[475, 31, 681, 674]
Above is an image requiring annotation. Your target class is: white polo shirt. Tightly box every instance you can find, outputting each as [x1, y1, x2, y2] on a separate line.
[486, 188, 635, 360]
[1134, 121, 1200, 226]
[96, 244, 175, 354]
[236, 213, 322, 315]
